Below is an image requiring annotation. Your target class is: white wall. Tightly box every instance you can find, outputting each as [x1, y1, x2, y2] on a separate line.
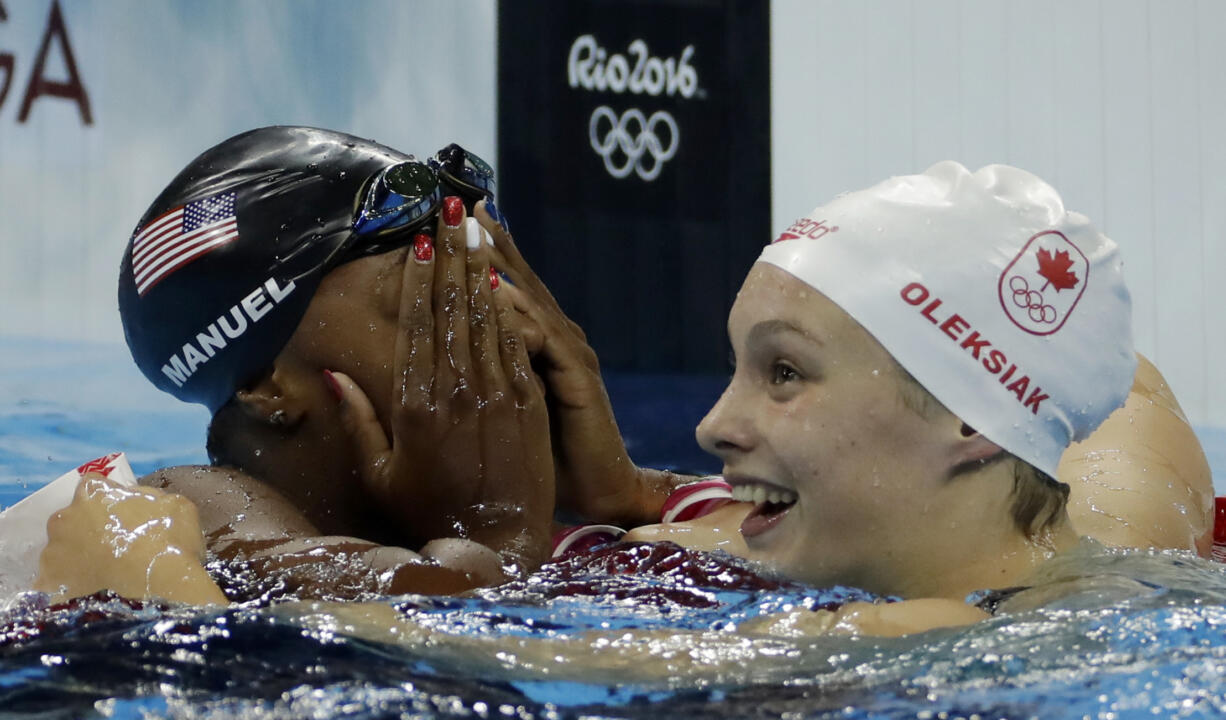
[771, 0, 1226, 427]
[0, 0, 496, 346]
[2, 0, 1222, 429]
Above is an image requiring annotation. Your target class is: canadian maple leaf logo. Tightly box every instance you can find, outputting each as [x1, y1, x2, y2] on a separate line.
[999, 230, 1088, 336]
[1035, 248, 1079, 292]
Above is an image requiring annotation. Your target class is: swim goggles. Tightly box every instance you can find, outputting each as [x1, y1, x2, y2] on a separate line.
[350, 143, 495, 250]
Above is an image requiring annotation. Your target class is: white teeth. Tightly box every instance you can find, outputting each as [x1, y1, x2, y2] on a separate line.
[731, 482, 798, 506]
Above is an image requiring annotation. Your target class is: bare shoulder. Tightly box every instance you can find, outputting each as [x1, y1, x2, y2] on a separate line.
[1060, 352, 1214, 554]
[139, 465, 319, 543]
[832, 599, 989, 636]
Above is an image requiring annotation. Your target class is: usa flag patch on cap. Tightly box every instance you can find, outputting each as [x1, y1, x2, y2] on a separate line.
[131, 191, 239, 296]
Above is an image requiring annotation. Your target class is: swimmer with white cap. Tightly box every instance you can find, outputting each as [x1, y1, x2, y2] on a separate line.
[493, 160, 1213, 633]
[618, 163, 1213, 562]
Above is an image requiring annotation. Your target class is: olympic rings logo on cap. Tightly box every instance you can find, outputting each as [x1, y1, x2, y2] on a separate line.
[588, 105, 679, 182]
[1007, 276, 1058, 324]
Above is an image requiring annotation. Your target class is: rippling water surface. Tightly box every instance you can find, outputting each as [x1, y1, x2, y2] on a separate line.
[4, 338, 1226, 718]
[3, 542, 1226, 719]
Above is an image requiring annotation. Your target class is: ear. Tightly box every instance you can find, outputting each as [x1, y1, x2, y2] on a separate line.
[233, 367, 308, 430]
[948, 421, 1005, 470]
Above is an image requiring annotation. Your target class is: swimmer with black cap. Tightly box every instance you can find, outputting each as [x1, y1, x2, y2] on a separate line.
[39, 127, 555, 603]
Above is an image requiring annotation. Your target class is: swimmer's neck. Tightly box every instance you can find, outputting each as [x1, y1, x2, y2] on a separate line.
[894, 509, 1080, 602]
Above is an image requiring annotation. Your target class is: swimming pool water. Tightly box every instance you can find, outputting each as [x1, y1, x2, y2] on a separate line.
[4, 542, 1226, 719]
[0, 337, 725, 507]
[5, 336, 1226, 719]
[2, 336, 1223, 503]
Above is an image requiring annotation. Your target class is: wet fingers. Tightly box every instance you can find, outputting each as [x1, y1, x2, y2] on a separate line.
[393, 235, 436, 426]
[434, 198, 475, 408]
[326, 370, 394, 502]
[475, 198, 570, 320]
[462, 218, 506, 399]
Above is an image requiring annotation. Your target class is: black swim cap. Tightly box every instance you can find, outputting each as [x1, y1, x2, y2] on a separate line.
[119, 126, 411, 412]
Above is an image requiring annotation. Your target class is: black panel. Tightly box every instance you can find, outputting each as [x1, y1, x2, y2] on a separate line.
[497, 0, 770, 373]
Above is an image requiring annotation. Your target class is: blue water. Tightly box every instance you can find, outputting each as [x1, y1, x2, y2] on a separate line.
[6, 336, 1226, 719]
[0, 337, 723, 505]
[0, 337, 211, 506]
[4, 543, 1226, 719]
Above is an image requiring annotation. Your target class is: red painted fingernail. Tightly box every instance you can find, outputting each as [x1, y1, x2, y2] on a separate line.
[489, 267, 500, 290]
[413, 233, 433, 263]
[323, 370, 343, 402]
[442, 196, 464, 228]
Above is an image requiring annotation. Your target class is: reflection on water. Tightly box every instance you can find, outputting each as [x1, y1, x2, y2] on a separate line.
[4, 338, 1226, 717]
[3, 542, 1226, 719]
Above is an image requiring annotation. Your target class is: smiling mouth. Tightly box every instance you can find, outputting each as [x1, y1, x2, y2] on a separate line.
[730, 481, 797, 538]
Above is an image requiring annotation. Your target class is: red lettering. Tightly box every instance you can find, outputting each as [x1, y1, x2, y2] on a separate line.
[921, 299, 943, 324]
[780, 217, 843, 242]
[900, 282, 929, 306]
[0, 2, 12, 112]
[940, 313, 969, 341]
[983, 349, 1006, 374]
[898, 281, 1056, 418]
[1024, 387, 1049, 414]
[960, 331, 991, 359]
[18, 0, 92, 125]
[807, 220, 837, 239]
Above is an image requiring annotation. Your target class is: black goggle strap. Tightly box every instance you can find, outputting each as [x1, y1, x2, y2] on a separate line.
[431, 143, 495, 198]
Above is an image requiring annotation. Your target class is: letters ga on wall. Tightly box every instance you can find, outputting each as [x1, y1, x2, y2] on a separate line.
[497, 0, 770, 373]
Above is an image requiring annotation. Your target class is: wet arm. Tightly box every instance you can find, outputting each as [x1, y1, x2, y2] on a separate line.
[143, 466, 498, 600]
[743, 599, 989, 638]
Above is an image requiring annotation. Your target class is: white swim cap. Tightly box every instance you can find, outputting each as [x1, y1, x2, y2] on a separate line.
[758, 161, 1135, 478]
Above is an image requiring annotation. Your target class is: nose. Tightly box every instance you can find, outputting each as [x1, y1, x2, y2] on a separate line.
[696, 383, 754, 458]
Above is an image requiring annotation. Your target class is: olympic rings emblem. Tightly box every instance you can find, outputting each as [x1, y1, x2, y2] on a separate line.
[1008, 276, 1057, 324]
[588, 105, 679, 181]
